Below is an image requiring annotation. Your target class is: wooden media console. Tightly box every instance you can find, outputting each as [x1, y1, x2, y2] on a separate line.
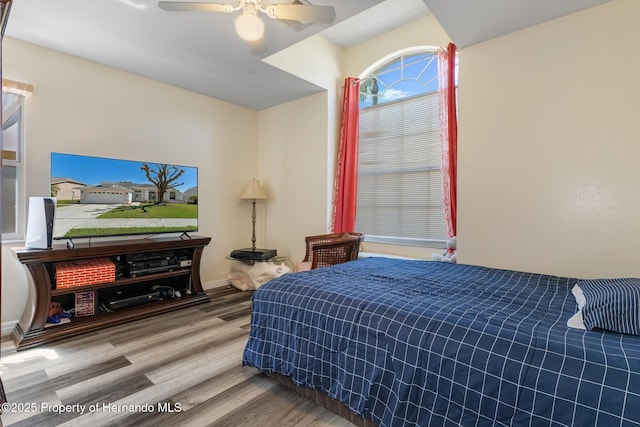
[12, 235, 211, 351]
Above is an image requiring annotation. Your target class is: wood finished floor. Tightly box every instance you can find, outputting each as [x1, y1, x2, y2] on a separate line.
[0, 286, 355, 427]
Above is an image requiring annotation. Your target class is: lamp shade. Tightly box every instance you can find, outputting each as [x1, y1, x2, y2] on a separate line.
[240, 178, 268, 200]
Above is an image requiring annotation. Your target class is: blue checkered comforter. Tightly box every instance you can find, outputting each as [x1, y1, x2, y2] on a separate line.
[242, 257, 640, 426]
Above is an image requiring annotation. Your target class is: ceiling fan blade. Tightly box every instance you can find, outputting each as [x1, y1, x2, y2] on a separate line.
[158, 1, 233, 13]
[266, 4, 336, 24]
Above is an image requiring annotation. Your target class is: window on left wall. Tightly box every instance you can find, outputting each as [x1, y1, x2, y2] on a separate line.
[2, 86, 27, 241]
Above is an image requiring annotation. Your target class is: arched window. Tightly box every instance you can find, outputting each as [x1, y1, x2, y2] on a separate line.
[356, 49, 453, 247]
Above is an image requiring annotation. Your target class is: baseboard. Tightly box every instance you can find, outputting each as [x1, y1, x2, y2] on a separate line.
[359, 251, 423, 260]
[203, 278, 230, 290]
[1, 321, 17, 337]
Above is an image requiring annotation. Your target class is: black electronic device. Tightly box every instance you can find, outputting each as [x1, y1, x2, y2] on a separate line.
[229, 248, 277, 261]
[178, 256, 192, 268]
[152, 285, 182, 299]
[125, 250, 177, 263]
[101, 289, 161, 310]
[123, 250, 178, 277]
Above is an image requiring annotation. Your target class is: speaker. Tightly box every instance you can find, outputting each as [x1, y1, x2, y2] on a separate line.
[25, 197, 56, 249]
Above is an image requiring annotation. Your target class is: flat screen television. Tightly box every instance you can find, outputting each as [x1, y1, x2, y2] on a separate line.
[50, 152, 198, 240]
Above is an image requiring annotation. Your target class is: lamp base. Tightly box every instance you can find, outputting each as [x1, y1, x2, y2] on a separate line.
[230, 248, 277, 261]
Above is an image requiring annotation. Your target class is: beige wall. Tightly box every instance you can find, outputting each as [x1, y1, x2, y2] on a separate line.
[457, 0, 640, 278]
[257, 92, 330, 263]
[264, 34, 344, 92]
[1, 38, 258, 327]
[257, 34, 344, 264]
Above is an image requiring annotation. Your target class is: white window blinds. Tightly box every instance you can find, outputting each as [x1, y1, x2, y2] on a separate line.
[2, 79, 32, 238]
[356, 91, 448, 247]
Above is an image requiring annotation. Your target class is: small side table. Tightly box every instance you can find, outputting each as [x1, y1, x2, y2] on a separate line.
[229, 247, 277, 263]
[227, 254, 292, 291]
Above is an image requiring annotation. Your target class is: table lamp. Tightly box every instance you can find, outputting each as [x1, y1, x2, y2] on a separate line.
[240, 178, 267, 251]
[230, 178, 277, 261]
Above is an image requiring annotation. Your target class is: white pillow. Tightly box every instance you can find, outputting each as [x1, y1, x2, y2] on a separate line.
[567, 309, 586, 330]
[572, 284, 587, 309]
[567, 284, 587, 330]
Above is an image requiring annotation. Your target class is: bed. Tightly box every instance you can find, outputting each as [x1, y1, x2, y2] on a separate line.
[242, 257, 640, 426]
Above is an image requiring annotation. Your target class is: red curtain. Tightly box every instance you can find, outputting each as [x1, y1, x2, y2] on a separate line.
[438, 43, 458, 238]
[330, 77, 360, 233]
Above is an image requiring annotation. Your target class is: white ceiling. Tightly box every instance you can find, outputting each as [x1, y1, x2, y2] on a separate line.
[4, 0, 612, 110]
[424, 0, 613, 49]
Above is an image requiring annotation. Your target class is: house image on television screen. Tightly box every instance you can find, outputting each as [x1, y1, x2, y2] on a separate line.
[50, 154, 199, 239]
[71, 182, 190, 204]
[51, 180, 196, 204]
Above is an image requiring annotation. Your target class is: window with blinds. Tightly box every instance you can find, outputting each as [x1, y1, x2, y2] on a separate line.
[356, 51, 448, 247]
[2, 79, 33, 240]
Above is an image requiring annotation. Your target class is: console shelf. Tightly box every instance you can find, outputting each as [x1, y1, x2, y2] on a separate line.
[12, 235, 211, 351]
[49, 269, 191, 296]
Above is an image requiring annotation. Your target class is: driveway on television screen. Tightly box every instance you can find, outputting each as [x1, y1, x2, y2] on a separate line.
[53, 203, 197, 238]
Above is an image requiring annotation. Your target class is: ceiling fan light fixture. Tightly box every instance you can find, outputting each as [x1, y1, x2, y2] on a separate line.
[235, 13, 264, 41]
[160, 0, 337, 43]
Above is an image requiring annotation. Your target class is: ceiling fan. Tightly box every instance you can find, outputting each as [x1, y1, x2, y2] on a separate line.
[158, 1, 337, 42]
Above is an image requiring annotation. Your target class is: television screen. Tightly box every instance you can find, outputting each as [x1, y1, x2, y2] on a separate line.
[50, 152, 198, 239]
